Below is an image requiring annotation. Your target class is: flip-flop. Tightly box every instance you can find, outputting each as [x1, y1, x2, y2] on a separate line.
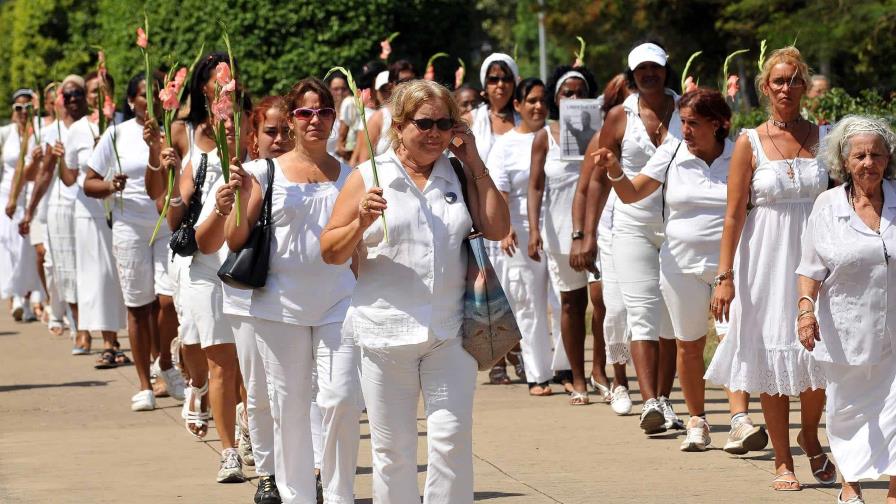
[95, 349, 118, 369]
[569, 391, 590, 406]
[772, 471, 801, 491]
[797, 431, 838, 485]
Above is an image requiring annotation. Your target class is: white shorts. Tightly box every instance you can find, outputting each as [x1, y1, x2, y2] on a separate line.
[170, 254, 198, 345]
[179, 268, 234, 348]
[659, 267, 726, 342]
[112, 221, 174, 307]
[545, 251, 588, 293]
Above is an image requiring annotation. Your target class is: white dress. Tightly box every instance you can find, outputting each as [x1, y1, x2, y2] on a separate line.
[0, 126, 41, 298]
[704, 127, 828, 395]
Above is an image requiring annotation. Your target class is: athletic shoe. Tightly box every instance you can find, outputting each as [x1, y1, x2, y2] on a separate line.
[658, 396, 685, 430]
[131, 390, 156, 411]
[680, 416, 712, 452]
[217, 448, 246, 483]
[609, 385, 633, 415]
[11, 297, 24, 321]
[255, 475, 281, 504]
[639, 398, 666, 434]
[21, 303, 37, 322]
[724, 416, 769, 455]
[159, 366, 186, 402]
[237, 403, 255, 466]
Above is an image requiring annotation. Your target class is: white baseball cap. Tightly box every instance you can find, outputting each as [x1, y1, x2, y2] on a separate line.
[627, 43, 668, 71]
[374, 71, 390, 91]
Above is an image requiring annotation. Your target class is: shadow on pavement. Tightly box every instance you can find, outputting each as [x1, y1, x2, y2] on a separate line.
[0, 380, 109, 393]
[354, 491, 526, 503]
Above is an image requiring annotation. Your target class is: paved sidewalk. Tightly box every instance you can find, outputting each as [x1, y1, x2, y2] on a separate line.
[0, 309, 889, 503]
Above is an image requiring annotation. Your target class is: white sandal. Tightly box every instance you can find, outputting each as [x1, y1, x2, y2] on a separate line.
[182, 381, 210, 439]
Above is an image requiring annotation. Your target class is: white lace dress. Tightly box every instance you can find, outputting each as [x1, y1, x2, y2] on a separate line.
[705, 127, 828, 396]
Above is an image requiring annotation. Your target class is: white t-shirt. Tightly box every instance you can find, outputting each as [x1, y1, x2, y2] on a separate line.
[641, 138, 733, 274]
[65, 116, 105, 219]
[89, 119, 158, 228]
[339, 98, 359, 151]
[43, 120, 78, 203]
[487, 128, 536, 229]
[238, 157, 354, 326]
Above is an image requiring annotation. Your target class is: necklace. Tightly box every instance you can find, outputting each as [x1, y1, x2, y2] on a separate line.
[769, 116, 803, 129]
[765, 121, 812, 183]
[638, 95, 673, 146]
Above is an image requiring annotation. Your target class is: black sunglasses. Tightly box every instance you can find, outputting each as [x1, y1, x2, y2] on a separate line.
[12, 104, 33, 112]
[410, 117, 454, 132]
[486, 75, 514, 85]
[63, 89, 85, 101]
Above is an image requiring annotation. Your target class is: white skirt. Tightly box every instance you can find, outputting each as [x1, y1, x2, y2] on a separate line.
[0, 207, 40, 298]
[75, 217, 125, 331]
[821, 354, 896, 481]
[46, 202, 78, 304]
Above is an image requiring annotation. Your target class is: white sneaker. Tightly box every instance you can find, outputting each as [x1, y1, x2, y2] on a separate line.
[159, 366, 186, 402]
[639, 398, 666, 434]
[236, 403, 254, 467]
[658, 396, 685, 430]
[21, 303, 37, 322]
[724, 416, 769, 454]
[680, 416, 712, 452]
[10, 296, 24, 321]
[217, 448, 246, 483]
[609, 386, 633, 415]
[131, 390, 156, 411]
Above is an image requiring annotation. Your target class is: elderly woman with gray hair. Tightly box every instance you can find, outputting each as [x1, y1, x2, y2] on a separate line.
[797, 115, 896, 504]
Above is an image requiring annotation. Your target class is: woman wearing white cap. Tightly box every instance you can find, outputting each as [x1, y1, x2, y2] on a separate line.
[594, 41, 683, 432]
[527, 64, 599, 405]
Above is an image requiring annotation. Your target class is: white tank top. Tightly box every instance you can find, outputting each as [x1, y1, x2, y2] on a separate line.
[543, 126, 581, 254]
[374, 106, 392, 156]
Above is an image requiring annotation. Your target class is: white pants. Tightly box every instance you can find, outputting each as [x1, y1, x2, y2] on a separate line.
[46, 201, 77, 304]
[612, 221, 674, 342]
[361, 335, 477, 504]
[253, 319, 360, 504]
[112, 221, 173, 308]
[599, 232, 630, 364]
[40, 240, 67, 325]
[75, 217, 125, 332]
[659, 267, 726, 341]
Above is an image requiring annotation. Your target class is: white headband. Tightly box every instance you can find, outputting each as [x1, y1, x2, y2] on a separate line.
[479, 53, 519, 87]
[555, 70, 588, 96]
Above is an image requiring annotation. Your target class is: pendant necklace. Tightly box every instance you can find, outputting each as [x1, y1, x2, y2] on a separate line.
[765, 120, 812, 183]
[639, 95, 672, 146]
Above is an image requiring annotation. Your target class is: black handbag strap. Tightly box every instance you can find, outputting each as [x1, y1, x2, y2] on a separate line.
[448, 157, 480, 237]
[260, 158, 275, 226]
[660, 141, 683, 223]
[182, 153, 208, 227]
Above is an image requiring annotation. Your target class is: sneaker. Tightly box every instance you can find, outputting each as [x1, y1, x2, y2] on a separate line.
[589, 376, 612, 403]
[255, 475, 281, 504]
[131, 390, 156, 411]
[217, 448, 246, 483]
[11, 297, 24, 322]
[658, 396, 685, 430]
[159, 366, 186, 402]
[237, 403, 255, 466]
[21, 303, 37, 322]
[724, 417, 769, 455]
[680, 416, 712, 452]
[639, 398, 666, 434]
[609, 385, 633, 415]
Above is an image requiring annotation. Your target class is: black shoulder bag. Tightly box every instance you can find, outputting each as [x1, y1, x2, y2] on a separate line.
[660, 141, 683, 222]
[217, 158, 275, 290]
[169, 153, 208, 256]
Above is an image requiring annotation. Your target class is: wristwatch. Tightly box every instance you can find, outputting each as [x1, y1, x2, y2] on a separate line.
[571, 230, 585, 241]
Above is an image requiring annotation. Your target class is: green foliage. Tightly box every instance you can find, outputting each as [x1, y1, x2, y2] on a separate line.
[805, 88, 896, 127]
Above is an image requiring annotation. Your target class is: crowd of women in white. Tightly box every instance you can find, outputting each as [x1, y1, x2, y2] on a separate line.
[1, 40, 894, 504]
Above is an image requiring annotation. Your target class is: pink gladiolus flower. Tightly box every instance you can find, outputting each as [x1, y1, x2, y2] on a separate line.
[136, 27, 148, 48]
[212, 93, 233, 122]
[424, 65, 435, 81]
[684, 76, 697, 93]
[160, 84, 178, 111]
[455, 67, 464, 90]
[222, 79, 236, 94]
[215, 62, 231, 86]
[726, 75, 740, 98]
[173, 67, 187, 89]
[103, 95, 115, 120]
[379, 40, 392, 61]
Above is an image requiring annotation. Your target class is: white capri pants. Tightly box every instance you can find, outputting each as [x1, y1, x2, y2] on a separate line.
[361, 334, 477, 504]
[46, 201, 78, 304]
[75, 217, 125, 331]
[659, 267, 728, 342]
[252, 319, 361, 504]
[599, 232, 631, 364]
[545, 251, 588, 293]
[111, 221, 173, 308]
[612, 220, 674, 342]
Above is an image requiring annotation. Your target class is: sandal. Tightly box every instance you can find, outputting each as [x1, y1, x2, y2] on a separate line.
[489, 365, 512, 385]
[507, 350, 526, 383]
[48, 319, 65, 337]
[94, 349, 118, 369]
[569, 390, 590, 406]
[528, 382, 553, 397]
[797, 430, 837, 485]
[772, 470, 801, 491]
[552, 370, 575, 394]
[590, 376, 612, 403]
[114, 351, 132, 366]
[181, 381, 210, 439]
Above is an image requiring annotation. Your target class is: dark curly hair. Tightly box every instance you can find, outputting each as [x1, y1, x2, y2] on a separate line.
[545, 65, 598, 120]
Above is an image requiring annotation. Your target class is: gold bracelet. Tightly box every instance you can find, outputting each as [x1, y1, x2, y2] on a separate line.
[473, 168, 490, 181]
[214, 204, 229, 217]
[797, 312, 816, 321]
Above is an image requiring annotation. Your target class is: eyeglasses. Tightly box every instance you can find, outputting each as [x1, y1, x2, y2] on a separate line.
[486, 75, 514, 85]
[410, 117, 454, 132]
[292, 107, 336, 121]
[62, 89, 85, 101]
[12, 104, 33, 112]
[769, 76, 805, 91]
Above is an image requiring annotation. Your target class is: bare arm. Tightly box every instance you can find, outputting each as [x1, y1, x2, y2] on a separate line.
[320, 170, 386, 265]
[796, 275, 822, 351]
[355, 109, 382, 164]
[526, 129, 549, 261]
[196, 163, 246, 255]
[594, 148, 662, 204]
[144, 118, 168, 200]
[84, 168, 125, 199]
[224, 164, 264, 252]
[570, 133, 601, 273]
[451, 127, 509, 240]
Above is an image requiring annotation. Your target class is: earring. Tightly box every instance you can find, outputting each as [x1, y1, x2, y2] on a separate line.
[288, 128, 296, 141]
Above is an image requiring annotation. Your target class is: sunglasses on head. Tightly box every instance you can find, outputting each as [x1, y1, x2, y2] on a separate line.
[12, 104, 33, 112]
[63, 89, 85, 101]
[410, 117, 454, 132]
[292, 107, 336, 121]
[486, 75, 514, 85]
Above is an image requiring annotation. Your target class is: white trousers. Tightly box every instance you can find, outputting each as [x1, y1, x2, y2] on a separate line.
[548, 281, 570, 372]
[361, 335, 477, 504]
[74, 217, 125, 331]
[599, 232, 630, 364]
[252, 319, 360, 504]
[612, 221, 674, 342]
[40, 240, 67, 325]
[46, 201, 77, 304]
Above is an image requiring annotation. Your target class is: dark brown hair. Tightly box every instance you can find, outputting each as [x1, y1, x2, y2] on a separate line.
[601, 73, 630, 116]
[285, 77, 334, 113]
[678, 88, 732, 141]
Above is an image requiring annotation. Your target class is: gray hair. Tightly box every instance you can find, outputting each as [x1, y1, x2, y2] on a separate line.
[821, 115, 896, 183]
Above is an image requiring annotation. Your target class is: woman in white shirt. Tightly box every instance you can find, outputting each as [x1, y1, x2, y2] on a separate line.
[597, 88, 768, 454]
[797, 116, 896, 504]
[321, 80, 510, 504]
[224, 78, 360, 504]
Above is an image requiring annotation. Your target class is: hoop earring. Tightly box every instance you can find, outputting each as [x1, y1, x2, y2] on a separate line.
[288, 128, 296, 141]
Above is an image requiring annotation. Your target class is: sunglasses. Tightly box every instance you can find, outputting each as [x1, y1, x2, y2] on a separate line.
[12, 104, 33, 112]
[486, 75, 514, 85]
[410, 117, 454, 132]
[63, 89, 85, 101]
[769, 76, 805, 91]
[292, 107, 336, 121]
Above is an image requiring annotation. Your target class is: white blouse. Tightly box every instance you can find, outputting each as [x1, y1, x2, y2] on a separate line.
[351, 149, 473, 347]
[487, 128, 535, 228]
[89, 119, 157, 227]
[797, 180, 896, 366]
[65, 117, 105, 220]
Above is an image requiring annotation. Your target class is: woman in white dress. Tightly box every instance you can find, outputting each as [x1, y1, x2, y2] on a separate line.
[797, 115, 896, 504]
[528, 65, 599, 405]
[707, 46, 834, 491]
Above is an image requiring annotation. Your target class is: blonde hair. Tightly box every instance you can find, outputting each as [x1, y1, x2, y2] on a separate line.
[821, 115, 896, 183]
[755, 46, 811, 103]
[387, 80, 465, 149]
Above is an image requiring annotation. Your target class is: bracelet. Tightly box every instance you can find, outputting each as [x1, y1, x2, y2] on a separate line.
[712, 268, 735, 287]
[473, 168, 490, 181]
[797, 309, 814, 318]
[607, 169, 626, 182]
[147, 163, 161, 172]
[169, 197, 183, 207]
[797, 312, 816, 321]
[798, 295, 816, 308]
[214, 204, 230, 217]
